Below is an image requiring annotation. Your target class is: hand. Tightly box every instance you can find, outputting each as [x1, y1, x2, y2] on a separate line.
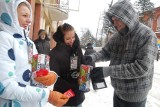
[90, 67, 104, 79]
[34, 72, 57, 86]
[48, 91, 69, 107]
[83, 55, 92, 65]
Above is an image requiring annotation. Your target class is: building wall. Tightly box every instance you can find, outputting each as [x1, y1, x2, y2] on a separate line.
[33, 4, 42, 40]
[27, 0, 50, 41]
[141, 7, 160, 39]
[27, 0, 35, 39]
[153, 7, 160, 39]
[27, 0, 68, 50]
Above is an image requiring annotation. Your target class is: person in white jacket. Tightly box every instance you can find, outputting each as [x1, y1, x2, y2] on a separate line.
[0, 0, 68, 107]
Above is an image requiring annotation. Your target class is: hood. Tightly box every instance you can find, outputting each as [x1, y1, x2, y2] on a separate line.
[38, 29, 47, 36]
[86, 46, 93, 49]
[52, 25, 63, 43]
[106, 0, 139, 33]
[87, 43, 93, 47]
[86, 43, 93, 49]
[0, 0, 32, 37]
[37, 29, 49, 40]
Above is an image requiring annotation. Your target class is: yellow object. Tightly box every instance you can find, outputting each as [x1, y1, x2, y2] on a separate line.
[157, 39, 160, 44]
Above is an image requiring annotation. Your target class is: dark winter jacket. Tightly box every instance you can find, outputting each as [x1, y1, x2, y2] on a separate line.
[90, 0, 158, 102]
[34, 30, 50, 55]
[84, 43, 96, 67]
[49, 35, 85, 106]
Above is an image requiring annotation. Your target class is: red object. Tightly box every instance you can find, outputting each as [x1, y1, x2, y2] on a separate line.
[33, 54, 38, 59]
[64, 89, 75, 98]
[82, 65, 89, 72]
[36, 69, 49, 77]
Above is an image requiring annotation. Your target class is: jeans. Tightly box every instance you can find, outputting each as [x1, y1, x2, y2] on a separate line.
[62, 103, 82, 107]
[113, 93, 147, 107]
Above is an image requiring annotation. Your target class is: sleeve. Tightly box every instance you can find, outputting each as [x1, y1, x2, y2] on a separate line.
[104, 34, 158, 79]
[0, 32, 49, 104]
[49, 50, 60, 75]
[54, 78, 79, 92]
[90, 42, 111, 62]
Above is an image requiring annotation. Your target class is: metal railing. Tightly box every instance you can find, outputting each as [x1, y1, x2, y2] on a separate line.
[43, 0, 69, 14]
[43, 0, 80, 12]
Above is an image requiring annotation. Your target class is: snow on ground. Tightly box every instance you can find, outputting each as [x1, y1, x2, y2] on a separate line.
[46, 60, 160, 107]
[83, 61, 113, 107]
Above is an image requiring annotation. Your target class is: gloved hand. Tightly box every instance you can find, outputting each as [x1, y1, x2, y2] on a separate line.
[90, 67, 104, 79]
[34, 71, 58, 86]
[48, 91, 69, 107]
[83, 55, 93, 65]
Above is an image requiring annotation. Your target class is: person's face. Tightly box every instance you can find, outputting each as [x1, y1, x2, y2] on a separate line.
[40, 34, 46, 40]
[112, 17, 126, 31]
[64, 30, 75, 47]
[17, 5, 31, 29]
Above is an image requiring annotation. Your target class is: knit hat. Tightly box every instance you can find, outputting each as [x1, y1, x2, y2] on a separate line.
[87, 43, 92, 47]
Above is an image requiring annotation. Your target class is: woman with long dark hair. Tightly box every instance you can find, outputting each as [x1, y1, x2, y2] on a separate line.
[49, 23, 85, 107]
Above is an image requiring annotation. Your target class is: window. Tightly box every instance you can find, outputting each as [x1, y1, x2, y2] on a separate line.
[148, 18, 152, 28]
[156, 16, 160, 31]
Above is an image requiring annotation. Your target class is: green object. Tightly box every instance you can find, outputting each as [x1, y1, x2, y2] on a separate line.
[5, 0, 11, 3]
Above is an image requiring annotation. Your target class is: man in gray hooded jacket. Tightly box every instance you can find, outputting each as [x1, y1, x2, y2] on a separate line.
[84, 0, 158, 107]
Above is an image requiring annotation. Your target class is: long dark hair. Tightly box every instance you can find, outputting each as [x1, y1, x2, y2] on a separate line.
[53, 23, 84, 68]
[53, 23, 80, 54]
